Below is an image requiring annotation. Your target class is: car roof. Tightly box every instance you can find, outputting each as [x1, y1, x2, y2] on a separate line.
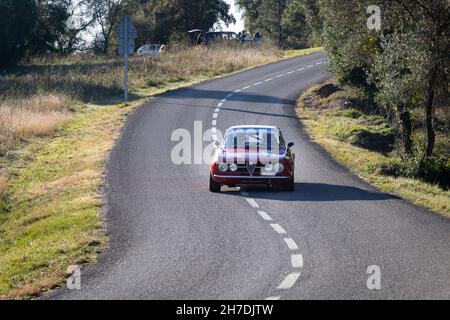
[226, 125, 280, 131]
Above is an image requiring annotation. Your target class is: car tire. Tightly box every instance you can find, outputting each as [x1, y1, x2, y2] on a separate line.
[284, 176, 295, 192]
[209, 174, 221, 193]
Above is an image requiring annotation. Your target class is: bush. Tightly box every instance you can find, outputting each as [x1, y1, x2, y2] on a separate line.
[377, 156, 450, 189]
[335, 124, 394, 152]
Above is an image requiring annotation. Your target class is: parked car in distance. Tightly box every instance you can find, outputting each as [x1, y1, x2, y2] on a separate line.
[159, 44, 183, 54]
[188, 29, 239, 45]
[210, 125, 295, 192]
[136, 44, 162, 56]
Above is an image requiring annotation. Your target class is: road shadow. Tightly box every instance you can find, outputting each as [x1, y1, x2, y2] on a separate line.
[160, 100, 297, 120]
[163, 87, 296, 105]
[223, 183, 399, 202]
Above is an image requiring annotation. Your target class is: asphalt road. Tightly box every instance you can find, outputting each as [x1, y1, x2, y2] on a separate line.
[52, 52, 450, 299]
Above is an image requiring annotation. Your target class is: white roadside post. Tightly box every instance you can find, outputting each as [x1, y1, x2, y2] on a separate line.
[117, 15, 137, 102]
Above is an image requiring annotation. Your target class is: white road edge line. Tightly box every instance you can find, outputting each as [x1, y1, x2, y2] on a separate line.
[257, 210, 273, 221]
[275, 74, 284, 78]
[242, 85, 252, 90]
[277, 272, 301, 290]
[270, 223, 287, 235]
[246, 198, 260, 208]
[286, 71, 295, 75]
[283, 237, 299, 250]
[254, 81, 263, 86]
[265, 78, 274, 82]
[297, 68, 305, 71]
[291, 254, 304, 268]
[307, 65, 314, 68]
[217, 103, 223, 107]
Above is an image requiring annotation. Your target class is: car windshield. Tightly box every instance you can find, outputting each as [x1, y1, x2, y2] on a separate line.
[224, 128, 285, 150]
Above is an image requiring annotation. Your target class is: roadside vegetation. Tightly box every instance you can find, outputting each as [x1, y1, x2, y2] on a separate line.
[296, 80, 449, 217]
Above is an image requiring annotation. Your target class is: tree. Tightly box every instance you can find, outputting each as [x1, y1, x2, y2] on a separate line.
[91, 0, 124, 54]
[255, 0, 287, 47]
[391, 0, 449, 157]
[0, 0, 37, 67]
[27, 0, 95, 55]
[125, 0, 235, 46]
[281, 0, 309, 48]
[236, 0, 263, 32]
[56, 0, 96, 54]
[237, 0, 322, 48]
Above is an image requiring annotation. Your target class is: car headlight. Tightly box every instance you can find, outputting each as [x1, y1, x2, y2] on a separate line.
[264, 164, 273, 171]
[274, 163, 284, 173]
[229, 163, 238, 172]
[218, 163, 228, 172]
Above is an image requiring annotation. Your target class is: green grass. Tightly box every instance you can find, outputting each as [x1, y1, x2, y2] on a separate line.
[280, 47, 324, 58]
[296, 80, 450, 217]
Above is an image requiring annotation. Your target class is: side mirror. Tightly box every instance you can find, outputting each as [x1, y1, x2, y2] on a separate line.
[287, 142, 294, 149]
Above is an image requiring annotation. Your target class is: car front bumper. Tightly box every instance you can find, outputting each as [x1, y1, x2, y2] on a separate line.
[212, 174, 292, 185]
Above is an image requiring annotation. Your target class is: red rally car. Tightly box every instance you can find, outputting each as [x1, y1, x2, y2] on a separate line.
[209, 125, 295, 192]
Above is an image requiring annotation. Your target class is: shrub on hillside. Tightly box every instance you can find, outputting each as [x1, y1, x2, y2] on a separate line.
[377, 156, 450, 189]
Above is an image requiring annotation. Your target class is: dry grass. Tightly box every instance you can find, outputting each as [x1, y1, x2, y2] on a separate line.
[0, 176, 6, 194]
[1, 45, 279, 104]
[0, 94, 70, 154]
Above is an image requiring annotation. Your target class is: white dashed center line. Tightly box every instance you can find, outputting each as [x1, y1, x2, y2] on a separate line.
[277, 272, 301, 290]
[265, 78, 274, 82]
[246, 198, 260, 208]
[265, 296, 281, 300]
[291, 254, 304, 268]
[270, 223, 287, 235]
[257, 210, 273, 221]
[283, 237, 299, 250]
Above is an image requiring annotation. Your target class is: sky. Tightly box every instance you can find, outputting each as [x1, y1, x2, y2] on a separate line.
[225, 0, 245, 32]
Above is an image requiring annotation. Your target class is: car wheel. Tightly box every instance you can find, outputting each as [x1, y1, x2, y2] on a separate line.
[284, 176, 295, 192]
[209, 174, 221, 192]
